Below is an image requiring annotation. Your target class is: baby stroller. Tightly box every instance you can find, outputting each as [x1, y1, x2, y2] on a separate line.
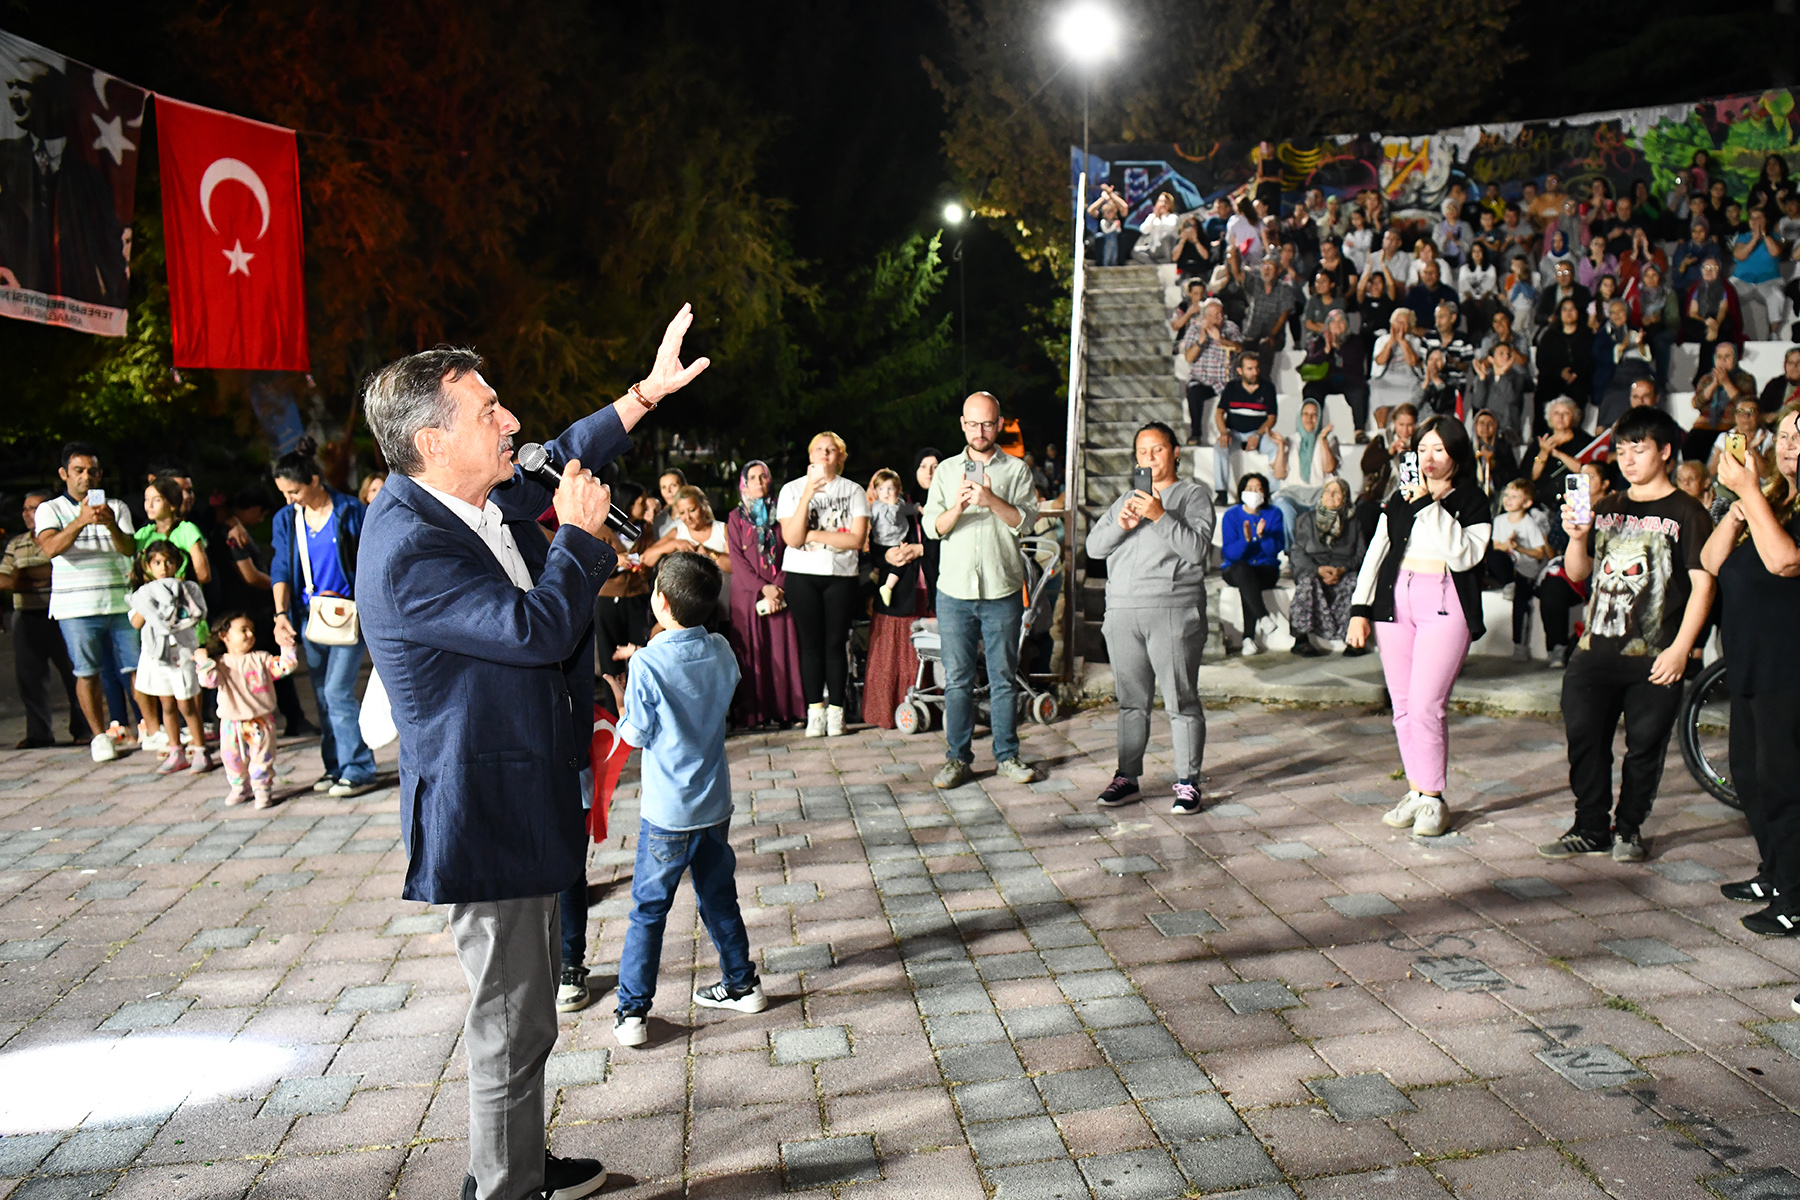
[894, 535, 1062, 734]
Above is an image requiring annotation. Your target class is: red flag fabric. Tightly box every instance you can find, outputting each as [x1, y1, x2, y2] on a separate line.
[155, 97, 308, 370]
[588, 706, 634, 842]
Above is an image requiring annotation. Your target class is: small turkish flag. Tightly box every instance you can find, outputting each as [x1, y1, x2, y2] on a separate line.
[156, 96, 308, 370]
[588, 706, 634, 843]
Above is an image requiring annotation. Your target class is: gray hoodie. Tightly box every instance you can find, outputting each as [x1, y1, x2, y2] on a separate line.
[1084, 479, 1215, 609]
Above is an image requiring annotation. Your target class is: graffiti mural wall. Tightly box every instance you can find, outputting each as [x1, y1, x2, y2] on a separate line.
[1075, 89, 1800, 230]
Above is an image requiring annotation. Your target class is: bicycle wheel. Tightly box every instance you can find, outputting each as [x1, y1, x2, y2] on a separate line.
[1678, 659, 1738, 809]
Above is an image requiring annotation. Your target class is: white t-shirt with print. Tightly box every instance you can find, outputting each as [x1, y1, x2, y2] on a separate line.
[35, 494, 136, 619]
[776, 474, 869, 577]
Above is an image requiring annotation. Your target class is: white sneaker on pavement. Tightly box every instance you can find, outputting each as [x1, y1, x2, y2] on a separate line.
[90, 734, 116, 763]
[825, 705, 845, 737]
[804, 706, 827, 738]
[1410, 795, 1450, 837]
[1381, 790, 1427, 829]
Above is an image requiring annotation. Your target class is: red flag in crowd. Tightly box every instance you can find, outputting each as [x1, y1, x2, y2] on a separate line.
[156, 96, 308, 370]
[588, 706, 634, 842]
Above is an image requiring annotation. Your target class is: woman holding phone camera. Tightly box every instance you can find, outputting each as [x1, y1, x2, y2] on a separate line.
[1347, 416, 1493, 837]
[1702, 402, 1800, 944]
[777, 432, 870, 738]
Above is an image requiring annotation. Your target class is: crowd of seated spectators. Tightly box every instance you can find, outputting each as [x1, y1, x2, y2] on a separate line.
[1094, 155, 1800, 659]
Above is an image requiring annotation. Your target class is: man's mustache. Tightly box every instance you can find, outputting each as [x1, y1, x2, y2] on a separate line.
[499, 435, 514, 457]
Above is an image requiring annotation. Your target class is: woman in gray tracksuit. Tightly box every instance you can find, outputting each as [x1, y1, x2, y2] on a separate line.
[1084, 421, 1217, 815]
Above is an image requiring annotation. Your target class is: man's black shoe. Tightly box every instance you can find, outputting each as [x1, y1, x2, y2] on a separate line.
[1742, 904, 1800, 937]
[1721, 877, 1778, 903]
[543, 1153, 607, 1200]
[1214, 489, 1228, 506]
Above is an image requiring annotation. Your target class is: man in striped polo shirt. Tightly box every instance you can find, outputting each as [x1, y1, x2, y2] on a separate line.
[34, 443, 139, 762]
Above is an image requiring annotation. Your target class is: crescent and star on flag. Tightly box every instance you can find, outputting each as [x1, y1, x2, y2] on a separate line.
[199, 157, 271, 277]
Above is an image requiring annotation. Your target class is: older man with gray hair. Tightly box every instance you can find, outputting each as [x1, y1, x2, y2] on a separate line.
[358, 307, 708, 1200]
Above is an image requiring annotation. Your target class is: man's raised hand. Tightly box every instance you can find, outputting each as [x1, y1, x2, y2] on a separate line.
[553, 458, 613, 540]
[639, 304, 712, 403]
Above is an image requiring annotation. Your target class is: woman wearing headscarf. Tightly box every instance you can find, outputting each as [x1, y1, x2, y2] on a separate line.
[1538, 228, 1577, 290]
[1270, 397, 1341, 538]
[1288, 477, 1366, 656]
[861, 454, 935, 730]
[726, 461, 804, 729]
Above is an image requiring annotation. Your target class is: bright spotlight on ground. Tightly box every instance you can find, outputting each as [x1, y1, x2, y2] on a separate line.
[0, 1034, 296, 1133]
[1055, 3, 1120, 65]
[943, 203, 965, 225]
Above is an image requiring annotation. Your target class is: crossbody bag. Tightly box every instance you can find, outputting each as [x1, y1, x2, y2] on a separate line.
[297, 507, 359, 646]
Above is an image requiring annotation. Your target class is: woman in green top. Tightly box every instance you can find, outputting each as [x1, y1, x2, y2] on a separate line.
[135, 477, 212, 583]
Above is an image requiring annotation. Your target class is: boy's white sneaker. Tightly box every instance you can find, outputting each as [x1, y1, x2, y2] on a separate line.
[693, 979, 768, 1013]
[825, 705, 846, 737]
[90, 734, 116, 763]
[613, 1012, 648, 1047]
[140, 729, 169, 755]
[804, 706, 827, 738]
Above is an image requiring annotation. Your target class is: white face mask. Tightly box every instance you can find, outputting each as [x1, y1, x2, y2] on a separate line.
[1241, 491, 1264, 512]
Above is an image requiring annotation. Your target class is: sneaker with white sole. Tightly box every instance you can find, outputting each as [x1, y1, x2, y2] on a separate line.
[1538, 829, 1612, 859]
[693, 978, 768, 1012]
[1170, 780, 1202, 815]
[1240, 637, 1261, 656]
[140, 729, 169, 755]
[1611, 831, 1647, 862]
[825, 705, 846, 737]
[1096, 774, 1140, 808]
[185, 747, 212, 775]
[90, 733, 116, 763]
[1410, 795, 1450, 838]
[804, 705, 827, 738]
[154, 747, 186, 775]
[556, 965, 592, 1013]
[1722, 877, 1778, 903]
[613, 1010, 648, 1046]
[995, 757, 1037, 784]
[328, 779, 379, 799]
[311, 773, 338, 793]
[541, 1153, 608, 1200]
[933, 760, 972, 790]
[1380, 791, 1428, 829]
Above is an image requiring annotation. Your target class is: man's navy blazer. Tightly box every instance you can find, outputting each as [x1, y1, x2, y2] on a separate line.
[358, 408, 626, 904]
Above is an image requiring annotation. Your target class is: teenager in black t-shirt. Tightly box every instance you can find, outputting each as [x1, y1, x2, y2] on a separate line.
[1702, 402, 1800, 943]
[1542, 408, 1714, 864]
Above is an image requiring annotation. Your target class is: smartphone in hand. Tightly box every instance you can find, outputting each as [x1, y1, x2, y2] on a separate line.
[1396, 452, 1421, 494]
[1564, 471, 1592, 525]
[1130, 466, 1154, 496]
[962, 458, 986, 485]
[86, 489, 105, 507]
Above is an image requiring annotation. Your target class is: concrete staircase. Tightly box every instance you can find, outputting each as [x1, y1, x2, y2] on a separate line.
[1075, 264, 1186, 663]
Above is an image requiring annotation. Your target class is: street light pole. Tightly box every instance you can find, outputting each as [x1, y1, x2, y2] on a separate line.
[944, 202, 968, 397]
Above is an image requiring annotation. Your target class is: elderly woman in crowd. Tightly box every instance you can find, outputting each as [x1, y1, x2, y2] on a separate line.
[1369, 306, 1425, 434]
[727, 461, 804, 730]
[1701, 402, 1800, 941]
[1532, 397, 1587, 491]
[777, 431, 870, 738]
[1084, 422, 1215, 814]
[1271, 397, 1342, 536]
[1220, 472, 1285, 655]
[1288, 477, 1366, 657]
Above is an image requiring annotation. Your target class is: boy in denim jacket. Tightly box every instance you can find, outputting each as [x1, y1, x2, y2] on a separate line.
[610, 552, 760, 1045]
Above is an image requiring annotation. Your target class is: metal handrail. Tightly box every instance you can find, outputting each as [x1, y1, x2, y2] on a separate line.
[1059, 174, 1087, 686]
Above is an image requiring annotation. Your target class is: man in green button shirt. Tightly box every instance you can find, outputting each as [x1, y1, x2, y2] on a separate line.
[923, 392, 1041, 789]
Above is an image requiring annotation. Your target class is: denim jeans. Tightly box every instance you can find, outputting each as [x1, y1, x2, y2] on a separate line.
[302, 635, 376, 785]
[1213, 430, 1260, 498]
[937, 592, 1024, 766]
[616, 818, 754, 1014]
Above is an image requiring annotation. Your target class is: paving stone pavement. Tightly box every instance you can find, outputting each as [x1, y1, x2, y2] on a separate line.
[1, 704, 1799, 1198]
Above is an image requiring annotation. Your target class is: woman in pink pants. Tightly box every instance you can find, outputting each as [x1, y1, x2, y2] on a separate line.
[1346, 416, 1494, 836]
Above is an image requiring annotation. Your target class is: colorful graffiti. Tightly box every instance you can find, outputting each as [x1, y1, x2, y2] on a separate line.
[1073, 88, 1800, 229]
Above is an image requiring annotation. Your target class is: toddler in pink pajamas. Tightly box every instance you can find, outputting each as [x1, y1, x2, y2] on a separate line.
[195, 614, 298, 808]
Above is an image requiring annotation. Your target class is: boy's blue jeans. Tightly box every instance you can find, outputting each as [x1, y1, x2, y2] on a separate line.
[616, 818, 755, 1013]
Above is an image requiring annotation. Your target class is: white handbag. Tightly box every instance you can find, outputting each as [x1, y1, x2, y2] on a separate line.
[297, 507, 360, 646]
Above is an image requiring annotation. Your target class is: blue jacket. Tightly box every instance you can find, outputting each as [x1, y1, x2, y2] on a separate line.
[269, 488, 365, 624]
[1220, 503, 1284, 569]
[357, 407, 627, 904]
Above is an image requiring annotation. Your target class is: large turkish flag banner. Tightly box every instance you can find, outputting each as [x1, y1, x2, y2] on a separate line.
[156, 97, 308, 370]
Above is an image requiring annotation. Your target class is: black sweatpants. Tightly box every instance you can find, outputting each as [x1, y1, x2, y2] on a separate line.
[1185, 382, 1217, 438]
[1222, 562, 1280, 628]
[11, 611, 88, 743]
[1729, 690, 1800, 893]
[1562, 649, 1691, 837]
[785, 573, 856, 707]
[1301, 376, 1370, 433]
[1539, 575, 1583, 651]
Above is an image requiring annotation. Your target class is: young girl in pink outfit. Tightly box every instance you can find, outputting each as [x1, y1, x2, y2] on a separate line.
[195, 613, 298, 808]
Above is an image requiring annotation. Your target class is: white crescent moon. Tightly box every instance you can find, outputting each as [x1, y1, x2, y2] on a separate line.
[199, 158, 271, 240]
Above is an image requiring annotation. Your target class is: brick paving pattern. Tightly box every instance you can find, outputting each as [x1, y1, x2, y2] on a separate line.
[1, 705, 1799, 1198]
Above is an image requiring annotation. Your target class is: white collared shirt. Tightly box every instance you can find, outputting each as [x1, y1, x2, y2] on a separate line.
[415, 480, 534, 591]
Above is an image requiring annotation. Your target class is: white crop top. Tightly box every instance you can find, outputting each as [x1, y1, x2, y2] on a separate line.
[1351, 500, 1493, 608]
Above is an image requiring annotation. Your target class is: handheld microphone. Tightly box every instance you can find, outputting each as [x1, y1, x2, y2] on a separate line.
[515, 442, 643, 544]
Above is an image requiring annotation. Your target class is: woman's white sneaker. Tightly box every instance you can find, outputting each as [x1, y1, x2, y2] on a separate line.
[1410, 795, 1450, 837]
[825, 705, 845, 737]
[804, 706, 827, 738]
[1380, 791, 1426, 829]
[89, 734, 116, 763]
